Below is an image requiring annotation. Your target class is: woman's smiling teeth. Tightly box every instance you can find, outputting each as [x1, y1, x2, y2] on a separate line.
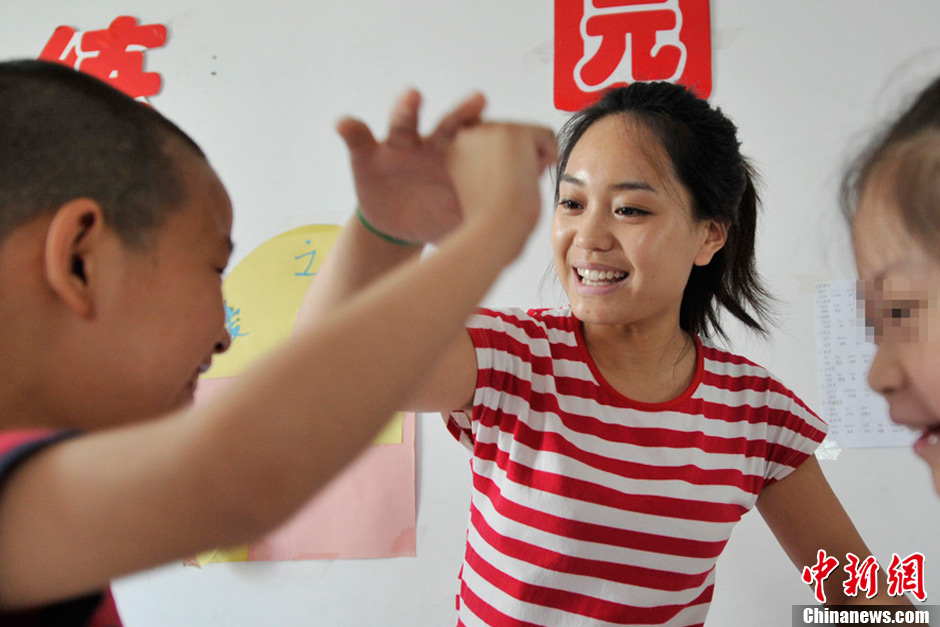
[575, 267, 629, 286]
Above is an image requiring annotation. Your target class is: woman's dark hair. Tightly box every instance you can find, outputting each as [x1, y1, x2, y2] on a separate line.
[0, 59, 205, 248]
[842, 74, 940, 259]
[555, 82, 772, 341]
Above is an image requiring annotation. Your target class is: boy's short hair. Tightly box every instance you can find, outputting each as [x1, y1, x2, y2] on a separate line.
[0, 59, 205, 248]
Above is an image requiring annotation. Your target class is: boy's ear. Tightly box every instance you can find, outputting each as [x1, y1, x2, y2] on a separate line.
[44, 198, 107, 318]
[693, 220, 729, 267]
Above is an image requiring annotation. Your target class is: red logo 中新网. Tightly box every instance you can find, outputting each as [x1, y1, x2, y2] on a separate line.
[802, 550, 928, 604]
[39, 16, 167, 102]
[554, 0, 711, 111]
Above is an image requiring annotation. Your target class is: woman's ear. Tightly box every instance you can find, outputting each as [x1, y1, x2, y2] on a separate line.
[693, 220, 728, 267]
[44, 198, 107, 318]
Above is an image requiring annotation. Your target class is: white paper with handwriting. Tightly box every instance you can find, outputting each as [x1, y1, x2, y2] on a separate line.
[814, 280, 917, 448]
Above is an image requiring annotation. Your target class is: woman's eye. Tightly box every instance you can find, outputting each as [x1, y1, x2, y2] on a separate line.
[557, 198, 582, 211]
[614, 206, 649, 217]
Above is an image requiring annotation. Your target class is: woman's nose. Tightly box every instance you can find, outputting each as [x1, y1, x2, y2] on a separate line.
[573, 207, 614, 252]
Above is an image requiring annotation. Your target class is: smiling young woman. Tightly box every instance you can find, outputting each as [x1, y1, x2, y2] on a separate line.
[307, 82, 903, 626]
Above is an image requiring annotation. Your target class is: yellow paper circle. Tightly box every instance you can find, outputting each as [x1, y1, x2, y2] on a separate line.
[205, 225, 341, 379]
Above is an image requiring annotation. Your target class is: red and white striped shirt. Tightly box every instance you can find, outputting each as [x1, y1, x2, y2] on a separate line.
[444, 307, 827, 627]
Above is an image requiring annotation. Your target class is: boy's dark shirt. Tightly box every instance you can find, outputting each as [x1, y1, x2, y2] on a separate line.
[0, 430, 123, 627]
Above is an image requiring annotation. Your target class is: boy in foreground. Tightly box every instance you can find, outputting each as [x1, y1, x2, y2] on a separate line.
[0, 60, 554, 625]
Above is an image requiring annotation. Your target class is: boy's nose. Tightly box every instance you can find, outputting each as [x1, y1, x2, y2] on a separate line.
[215, 328, 232, 354]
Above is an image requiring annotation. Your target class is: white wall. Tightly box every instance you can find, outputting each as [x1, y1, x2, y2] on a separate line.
[3, 1, 939, 625]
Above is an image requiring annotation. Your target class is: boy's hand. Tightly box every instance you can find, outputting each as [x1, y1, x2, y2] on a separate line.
[336, 89, 486, 244]
[448, 122, 557, 256]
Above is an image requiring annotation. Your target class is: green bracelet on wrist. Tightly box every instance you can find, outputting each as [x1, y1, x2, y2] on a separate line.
[355, 207, 421, 247]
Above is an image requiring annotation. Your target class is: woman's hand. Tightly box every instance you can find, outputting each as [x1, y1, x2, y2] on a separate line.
[336, 89, 486, 244]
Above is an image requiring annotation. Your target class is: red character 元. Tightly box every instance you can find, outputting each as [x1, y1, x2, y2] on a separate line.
[39, 16, 167, 101]
[554, 0, 711, 111]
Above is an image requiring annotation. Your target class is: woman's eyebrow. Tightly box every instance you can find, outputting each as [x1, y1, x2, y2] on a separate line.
[560, 173, 656, 192]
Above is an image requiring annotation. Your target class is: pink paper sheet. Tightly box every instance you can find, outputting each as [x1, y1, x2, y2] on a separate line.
[195, 377, 416, 560]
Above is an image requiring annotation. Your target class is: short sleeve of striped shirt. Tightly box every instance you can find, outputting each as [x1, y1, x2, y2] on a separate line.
[697, 341, 829, 486]
[444, 307, 546, 451]
[760, 380, 829, 484]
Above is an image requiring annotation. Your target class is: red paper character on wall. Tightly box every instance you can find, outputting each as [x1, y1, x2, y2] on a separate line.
[886, 552, 927, 602]
[554, 0, 711, 111]
[39, 16, 167, 102]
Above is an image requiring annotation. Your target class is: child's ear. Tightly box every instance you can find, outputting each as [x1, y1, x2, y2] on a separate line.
[693, 220, 728, 267]
[44, 198, 106, 318]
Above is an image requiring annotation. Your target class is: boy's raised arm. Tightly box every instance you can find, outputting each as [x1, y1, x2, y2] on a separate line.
[0, 98, 554, 609]
[300, 90, 556, 412]
[296, 89, 482, 317]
